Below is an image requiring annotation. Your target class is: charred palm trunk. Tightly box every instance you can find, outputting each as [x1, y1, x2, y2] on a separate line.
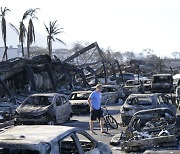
[21, 41, 25, 57]
[27, 40, 30, 57]
[2, 45, 8, 61]
[48, 38, 52, 57]
[27, 30, 30, 57]
[1, 18, 8, 61]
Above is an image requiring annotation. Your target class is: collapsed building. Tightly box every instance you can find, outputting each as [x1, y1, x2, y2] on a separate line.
[0, 42, 124, 100]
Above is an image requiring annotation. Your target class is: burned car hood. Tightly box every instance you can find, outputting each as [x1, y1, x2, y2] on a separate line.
[16, 105, 52, 117]
[122, 103, 153, 112]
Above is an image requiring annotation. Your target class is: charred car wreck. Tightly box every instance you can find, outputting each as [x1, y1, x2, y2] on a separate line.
[0, 125, 112, 154]
[15, 93, 72, 125]
[120, 93, 176, 125]
[111, 108, 180, 152]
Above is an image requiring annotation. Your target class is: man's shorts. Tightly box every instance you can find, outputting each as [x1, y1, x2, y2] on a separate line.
[90, 108, 103, 121]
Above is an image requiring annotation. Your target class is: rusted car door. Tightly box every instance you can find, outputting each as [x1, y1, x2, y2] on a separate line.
[101, 87, 109, 104]
[55, 95, 65, 123]
[55, 95, 71, 123]
[107, 87, 118, 103]
[61, 95, 71, 120]
[157, 95, 176, 114]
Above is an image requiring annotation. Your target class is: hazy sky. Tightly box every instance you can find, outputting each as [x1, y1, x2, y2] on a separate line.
[1, 0, 180, 57]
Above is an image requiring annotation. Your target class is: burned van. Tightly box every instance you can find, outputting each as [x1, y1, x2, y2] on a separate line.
[151, 74, 174, 93]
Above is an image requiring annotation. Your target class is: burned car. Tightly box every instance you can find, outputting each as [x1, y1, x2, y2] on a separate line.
[111, 108, 180, 152]
[124, 80, 144, 95]
[120, 93, 176, 125]
[69, 91, 91, 114]
[0, 100, 20, 123]
[143, 79, 152, 92]
[69, 85, 125, 114]
[91, 85, 125, 104]
[0, 125, 112, 154]
[15, 93, 72, 125]
[151, 74, 174, 93]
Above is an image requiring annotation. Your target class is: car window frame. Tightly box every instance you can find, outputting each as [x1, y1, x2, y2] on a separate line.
[58, 132, 83, 154]
[55, 95, 62, 106]
[61, 95, 68, 105]
[74, 131, 97, 153]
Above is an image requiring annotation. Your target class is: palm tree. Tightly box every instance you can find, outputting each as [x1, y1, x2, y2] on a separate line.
[27, 8, 39, 57]
[0, 7, 10, 61]
[10, 10, 32, 57]
[44, 20, 65, 56]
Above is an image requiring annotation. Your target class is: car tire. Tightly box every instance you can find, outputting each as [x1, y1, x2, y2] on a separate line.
[116, 98, 124, 105]
[14, 120, 22, 126]
[47, 116, 56, 125]
[121, 116, 129, 125]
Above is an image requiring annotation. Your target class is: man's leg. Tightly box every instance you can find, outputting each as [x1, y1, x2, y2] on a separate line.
[90, 109, 96, 133]
[100, 117, 104, 132]
[89, 120, 94, 133]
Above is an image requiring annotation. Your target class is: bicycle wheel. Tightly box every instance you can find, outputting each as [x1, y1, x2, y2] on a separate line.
[106, 115, 118, 129]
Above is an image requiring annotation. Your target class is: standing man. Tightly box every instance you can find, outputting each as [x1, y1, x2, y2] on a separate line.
[88, 84, 106, 134]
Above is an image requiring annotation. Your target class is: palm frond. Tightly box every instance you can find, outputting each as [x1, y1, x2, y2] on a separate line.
[56, 38, 66, 45]
[44, 22, 50, 34]
[9, 23, 19, 35]
[44, 20, 65, 56]
[22, 9, 31, 20]
[30, 8, 39, 20]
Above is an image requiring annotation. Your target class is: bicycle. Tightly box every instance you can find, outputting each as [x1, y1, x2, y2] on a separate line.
[101, 99, 118, 132]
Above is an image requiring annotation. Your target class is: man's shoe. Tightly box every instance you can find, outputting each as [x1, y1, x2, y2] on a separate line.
[90, 131, 97, 135]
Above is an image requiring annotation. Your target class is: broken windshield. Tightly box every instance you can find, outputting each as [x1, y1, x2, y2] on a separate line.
[23, 96, 53, 107]
[70, 93, 90, 100]
[153, 76, 172, 83]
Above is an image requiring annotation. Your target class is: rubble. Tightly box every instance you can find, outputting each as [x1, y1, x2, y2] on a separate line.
[111, 108, 180, 152]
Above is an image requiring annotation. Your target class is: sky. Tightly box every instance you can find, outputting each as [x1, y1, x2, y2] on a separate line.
[1, 0, 180, 57]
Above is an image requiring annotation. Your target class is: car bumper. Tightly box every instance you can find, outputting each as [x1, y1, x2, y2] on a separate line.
[71, 104, 89, 114]
[120, 114, 132, 125]
[15, 116, 47, 124]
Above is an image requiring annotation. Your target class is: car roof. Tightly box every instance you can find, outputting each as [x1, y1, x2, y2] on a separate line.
[153, 74, 172, 76]
[102, 85, 119, 88]
[0, 125, 81, 145]
[30, 93, 59, 97]
[71, 91, 92, 94]
[91, 85, 119, 89]
[129, 93, 157, 97]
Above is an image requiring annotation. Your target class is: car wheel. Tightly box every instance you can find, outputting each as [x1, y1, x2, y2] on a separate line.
[121, 115, 129, 126]
[14, 120, 22, 126]
[116, 98, 124, 105]
[47, 117, 56, 125]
